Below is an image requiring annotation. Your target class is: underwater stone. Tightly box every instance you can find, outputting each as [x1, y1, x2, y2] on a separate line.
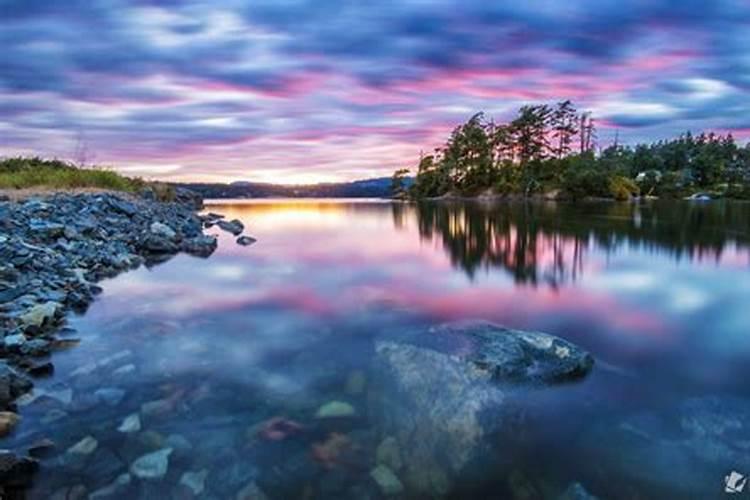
[130, 447, 173, 480]
[315, 401, 356, 419]
[117, 413, 141, 433]
[67, 435, 98, 455]
[370, 464, 404, 496]
[180, 469, 209, 496]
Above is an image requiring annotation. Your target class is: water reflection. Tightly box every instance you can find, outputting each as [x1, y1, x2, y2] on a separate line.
[7, 199, 750, 500]
[406, 200, 750, 286]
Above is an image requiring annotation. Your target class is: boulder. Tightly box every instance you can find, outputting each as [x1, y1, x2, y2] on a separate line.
[0, 362, 33, 409]
[0, 450, 38, 488]
[370, 320, 594, 497]
[0, 411, 20, 437]
[19, 301, 59, 328]
[149, 222, 177, 240]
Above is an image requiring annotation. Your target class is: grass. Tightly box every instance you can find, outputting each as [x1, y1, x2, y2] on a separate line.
[0, 156, 143, 192]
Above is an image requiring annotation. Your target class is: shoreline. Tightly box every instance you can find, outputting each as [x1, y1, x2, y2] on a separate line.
[0, 188, 225, 487]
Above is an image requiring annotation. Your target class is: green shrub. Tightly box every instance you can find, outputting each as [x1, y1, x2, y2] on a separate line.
[609, 175, 639, 200]
[561, 168, 611, 200]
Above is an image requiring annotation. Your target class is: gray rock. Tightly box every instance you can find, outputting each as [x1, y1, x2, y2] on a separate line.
[66, 435, 98, 455]
[150, 221, 177, 240]
[3, 333, 27, 350]
[370, 320, 594, 497]
[130, 447, 173, 480]
[236, 235, 257, 246]
[217, 219, 244, 235]
[558, 482, 600, 500]
[89, 473, 131, 499]
[94, 387, 126, 406]
[0, 450, 38, 487]
[180, 469, 209, 496]
[117, 413, 141, 433]
[370, 465, 404, 496]
[19, 301, 59, 328]
[181, 234, 218, 257]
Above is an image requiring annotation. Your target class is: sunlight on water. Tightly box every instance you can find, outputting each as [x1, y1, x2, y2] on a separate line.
[10, 199, 750, 499]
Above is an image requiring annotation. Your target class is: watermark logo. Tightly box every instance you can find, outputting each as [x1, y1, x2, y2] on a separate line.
[725, 471, 747, 494]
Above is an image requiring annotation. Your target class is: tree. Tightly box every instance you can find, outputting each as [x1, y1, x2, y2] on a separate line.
[551, 100, 578, 159]
[390, 168, 410, 198]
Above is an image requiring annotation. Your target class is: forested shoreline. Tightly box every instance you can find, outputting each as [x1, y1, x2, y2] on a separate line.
[393, 101, 750, 201]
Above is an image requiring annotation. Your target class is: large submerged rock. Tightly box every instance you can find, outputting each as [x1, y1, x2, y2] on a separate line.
[371, 320, 594, 497]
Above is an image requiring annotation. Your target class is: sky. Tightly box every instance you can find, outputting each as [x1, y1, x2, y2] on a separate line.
[2, 0, 750, 184]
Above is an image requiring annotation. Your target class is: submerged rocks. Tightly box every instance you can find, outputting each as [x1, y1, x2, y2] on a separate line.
[370, 464, 404, 496]
[371, 320, 594, 497]
[0, 450, 38, 488]
[0, 411, 20, 437]
[130, 447, 173, 480]
[0, 190, 215, 447]
[117, 413, 141, 433]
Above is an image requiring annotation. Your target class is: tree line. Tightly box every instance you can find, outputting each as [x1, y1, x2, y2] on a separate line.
[392, 101, 750, 200]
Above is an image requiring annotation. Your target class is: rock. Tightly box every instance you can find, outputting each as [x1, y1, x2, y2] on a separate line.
[315, 400, 356, 419]
[0, 362, 33, 409]
[181, 235, 217, 257]
[0, 411, 20, 437]
[236, 235, 257, 246]
[141, 233, 179, 254]
[20, 338, 51, 356]
[3, 333, 27, 350]
[67, 435, 98, 455]
[117, 413, 141, 433]
[27, 438, 56, 458]
[0, 450, 39, 487]
[150, 221, 177, 240]
[19, 301, 59, 328]
[559, 482, 600, 500]
[180, 469, 209, 496]
[130, 447, 173, 480]
[112, 363, 136, 377]
[217, 219, 244, 235]
[409, 320, 594, 383]
[368, 319, 594, 498]
[141, 397, 173, 417]
[94, 387, 126, 406]
[376, 436, 403, 471]
[236, 482, 269, 500]
[370, 464, 404, 496]
[89, 473, 131, 499]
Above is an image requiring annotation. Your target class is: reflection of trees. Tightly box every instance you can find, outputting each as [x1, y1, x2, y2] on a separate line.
[407, 201, 750, 286]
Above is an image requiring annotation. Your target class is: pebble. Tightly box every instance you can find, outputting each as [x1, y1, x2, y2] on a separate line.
[315, 400, 356, 419]
[0, 411, 20, 437]
[117, 413, 141, 433]
[130, 447, 173, 480]
[370, 464, 404, 496]
[95, 387, 126, 406]
[67, 435, 98, 455]
[180, 469, 209, 496]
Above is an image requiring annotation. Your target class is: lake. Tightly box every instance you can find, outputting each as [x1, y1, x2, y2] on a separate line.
[8, 199, 750, 499]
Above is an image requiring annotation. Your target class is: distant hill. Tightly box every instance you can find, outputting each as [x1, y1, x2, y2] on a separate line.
[177, 177, 414, 199]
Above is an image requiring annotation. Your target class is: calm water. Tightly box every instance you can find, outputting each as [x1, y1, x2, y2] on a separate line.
[8, 199, 750, 500]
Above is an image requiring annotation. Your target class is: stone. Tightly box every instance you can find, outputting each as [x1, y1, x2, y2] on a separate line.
[130, 447, 173, 480]
[20, 338, 51, 356]
[0, 450, 39, 487]
[165, 433, 193, 457]
[0, 411, 20, 437]
[95, 387, 126, 406]
[150, 222, 177, 240]
[3, 333, 26, 350]
[236, 482, 269, 500]
[236, 235, 257, 246]
[27, 438, 56, 458]
[19, 301, 59, 328]
[0, 362, 33, 408]
[89, 473, 131, 499]
[181, 235, 218, 257]
[376, 436, 403, 471]
[370, 464, 404, 496]
[180, 469, 209, 496]
[315, 400, 356, 419]
[217, 219, 244, 235]
[67, 435, 98, 455]
[141, 397, 173, 417]
[112, 363, 136, 377]
[117, 413, 141, 433]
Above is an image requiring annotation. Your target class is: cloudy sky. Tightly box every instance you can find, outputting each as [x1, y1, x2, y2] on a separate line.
[2, 1, 749, 183]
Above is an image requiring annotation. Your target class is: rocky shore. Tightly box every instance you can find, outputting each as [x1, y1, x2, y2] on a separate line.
[0, 188, 254, 488]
